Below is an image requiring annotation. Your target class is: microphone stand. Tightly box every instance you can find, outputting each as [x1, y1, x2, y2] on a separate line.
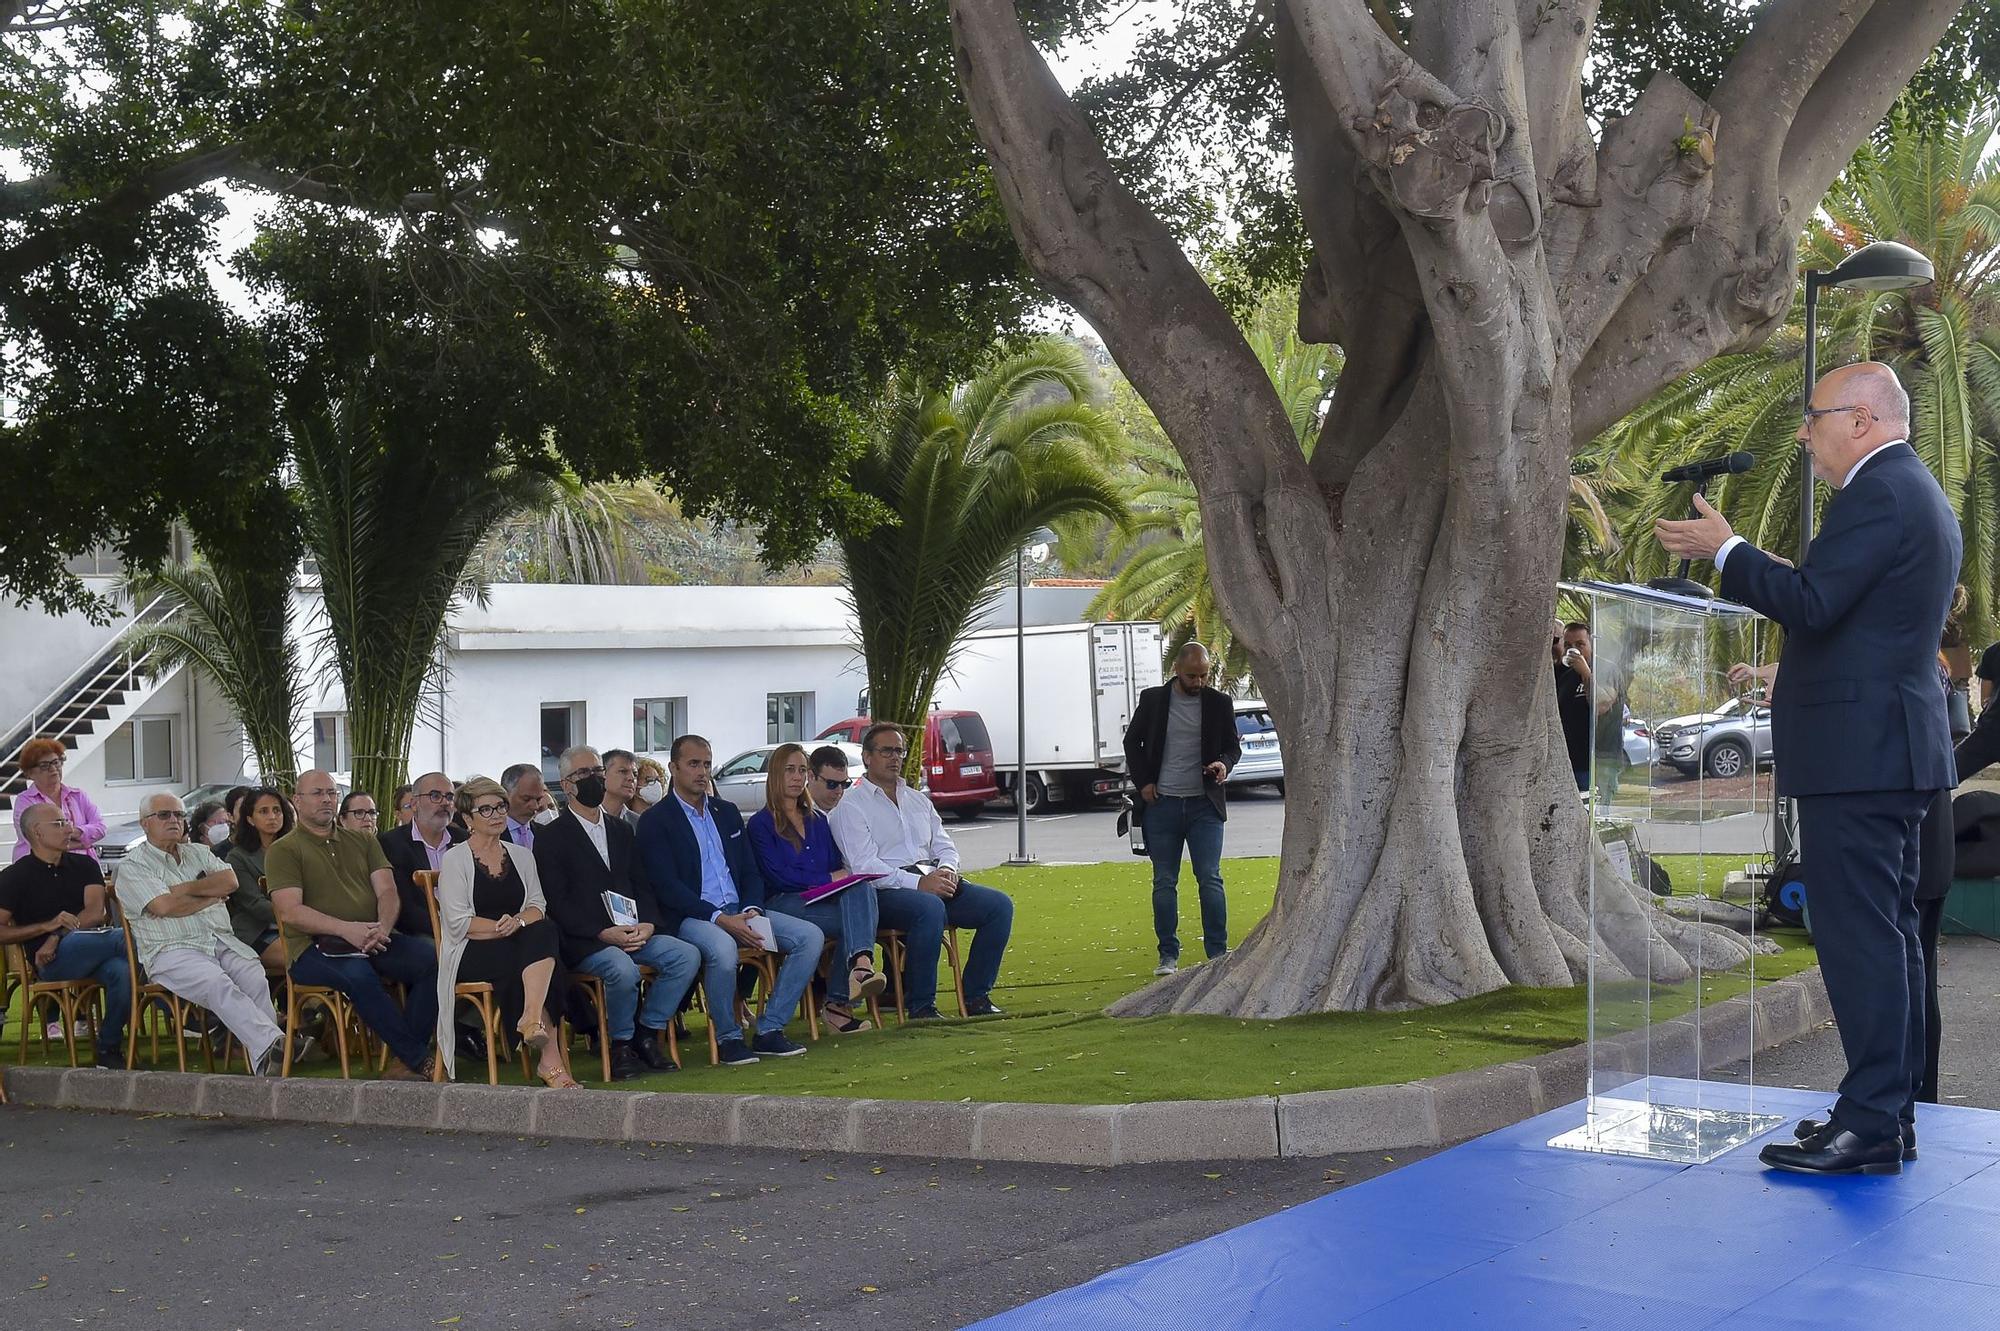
[1646, 477, 1719, 599]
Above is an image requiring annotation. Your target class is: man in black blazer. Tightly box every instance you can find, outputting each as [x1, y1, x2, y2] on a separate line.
[635, 735, 824, 1066]
[377, 770, 466, 937]
[1659, 361, 1961, 1176]
[1123, 642, 1242, 976]
[536, 745, 701, 1079]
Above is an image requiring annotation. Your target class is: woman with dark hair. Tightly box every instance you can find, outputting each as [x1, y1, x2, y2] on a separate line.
[10, 736, 106, 861]
[189, 800, 231, 851]
[390, 784, 416, 827]
[225, 788, 295, 969]
[338, 790, 380, 833]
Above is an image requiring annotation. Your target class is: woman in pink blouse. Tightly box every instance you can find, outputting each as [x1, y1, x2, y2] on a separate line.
[10, 737, 106, 862]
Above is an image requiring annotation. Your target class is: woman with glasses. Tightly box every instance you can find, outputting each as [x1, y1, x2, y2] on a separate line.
[390, 784, 416, 827]
[435, 776, 578, 1087]
[629, 757, 668, 816]
[224, 788, 295, 970]
[338, 792, 380, 833]
[9, 736, 106, 862]
[745, 742, 888, 1034]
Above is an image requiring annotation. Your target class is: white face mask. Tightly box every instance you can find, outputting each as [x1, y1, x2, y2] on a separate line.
[205, 822, 230, 846]
[531, 807, 560, 826]
[638, 780, 665, 805]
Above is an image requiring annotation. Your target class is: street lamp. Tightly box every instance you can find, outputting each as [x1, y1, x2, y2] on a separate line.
[1007, 529, 1055, 867]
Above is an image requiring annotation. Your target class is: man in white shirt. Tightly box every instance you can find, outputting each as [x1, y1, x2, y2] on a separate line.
[828, 723, 1014, 1017]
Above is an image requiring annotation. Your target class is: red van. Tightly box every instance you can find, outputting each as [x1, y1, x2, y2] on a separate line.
[815, 710, 999, 818]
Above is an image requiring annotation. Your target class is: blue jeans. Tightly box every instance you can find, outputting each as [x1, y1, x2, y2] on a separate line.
[571, 934, 701, 1041]
[876, 883, 1014, 1008]
[767, 887, 881, 1003]
[39, 929, 131, 1056]
[1144, 795, 1227, 961]
[290, 933, 439, 1073]
[676, 912, 824, 1043]
[876, 888, 947, 1010]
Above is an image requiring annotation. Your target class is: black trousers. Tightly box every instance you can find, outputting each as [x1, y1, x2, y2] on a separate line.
[456, 918, 564, 1037]
[1800, 789, 1933, 1140]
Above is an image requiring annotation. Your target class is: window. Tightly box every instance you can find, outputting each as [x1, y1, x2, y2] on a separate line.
[105, 716, 177, 783]
[1234, 710, 1275, 737]
[937, 713, 992, 755]
[632, 697, 688, 753]
[541, 702, 585, 782]
[719, 750, 769, 780]
[767, 692, 812, 744]
[312, 713, 350, 773]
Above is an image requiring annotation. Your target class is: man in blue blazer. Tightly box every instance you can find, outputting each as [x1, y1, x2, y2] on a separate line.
[635, 734, 824, 1067]
[1659, 362, 1960, 1176]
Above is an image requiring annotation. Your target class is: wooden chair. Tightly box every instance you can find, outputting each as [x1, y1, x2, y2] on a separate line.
[693, 942, 818, 1064]
[115, 900, 241, 1074]
[273, 918, 361, 1078]
[567, 962, 682, 1082]
[415, 870, 507, 1086]
[942, 928, 971, 1016]
[876, 929, 910, 1023]
[8, 937, 104, 1068]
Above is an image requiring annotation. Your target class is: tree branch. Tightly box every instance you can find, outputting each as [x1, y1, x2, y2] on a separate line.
[1129, 1, 1274, 164]
[0, 144, 245, 290]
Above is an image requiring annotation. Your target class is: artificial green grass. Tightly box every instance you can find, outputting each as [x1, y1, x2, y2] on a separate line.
[6, 856, 1817, 1105]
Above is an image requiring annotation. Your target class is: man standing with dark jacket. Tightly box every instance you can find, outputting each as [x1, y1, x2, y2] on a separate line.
[1123, 643, 1242, 976]
[1659, 361, 1960, 1176]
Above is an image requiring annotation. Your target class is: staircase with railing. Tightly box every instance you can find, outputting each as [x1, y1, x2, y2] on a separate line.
[0, 595, 173, 811]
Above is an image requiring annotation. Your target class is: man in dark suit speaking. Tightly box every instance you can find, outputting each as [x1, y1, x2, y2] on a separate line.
[1657, 361, 1960, 1177]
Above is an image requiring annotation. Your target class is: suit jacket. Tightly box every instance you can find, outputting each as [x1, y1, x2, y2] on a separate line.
[1123, 683, 1242, 820]
[378, 821, 468, 937]
[1719, 443, 1961, 797]
[635, 791, 768, 932]
[533, 807, 663, 968]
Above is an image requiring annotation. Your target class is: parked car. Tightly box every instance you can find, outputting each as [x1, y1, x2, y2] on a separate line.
[816, 710, 1000, 818]
[1622, 710, 1656, 770]
[713, 740, 867, 814]
[1228, 701, 1285, 794]
[1652, 696, 1773, 778]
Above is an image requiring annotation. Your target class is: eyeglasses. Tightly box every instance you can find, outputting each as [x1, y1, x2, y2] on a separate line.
[566, 765, 606, 781]
[28, 759, 63, 773]
[1799, 402, 1864, 420]
[344, 809, 380, 821]
[417, 790, 454, 803]
[144, 810, 187, 823]
[42, 818, 73, 830]
[469, 802, 508, 819]
[870, 747, 907, 759]
[820, 777, 852, 790]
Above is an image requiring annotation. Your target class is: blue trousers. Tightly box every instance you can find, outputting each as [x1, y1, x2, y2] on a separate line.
[290, 933, 439, 1074]
[767, 886, 881, 1003]
[875, 883, 1013, 1009]
[571, 934, 701, 1041]
[38, 928, 131, 1056]
[676, 912, 824, 1044]
[1143, 795, 1227, 961]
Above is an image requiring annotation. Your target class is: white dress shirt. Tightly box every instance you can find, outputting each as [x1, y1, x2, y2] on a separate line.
[570, 806, 610, 867]
[827, 777, 959, 891]
[1715, 438, 1905, 572]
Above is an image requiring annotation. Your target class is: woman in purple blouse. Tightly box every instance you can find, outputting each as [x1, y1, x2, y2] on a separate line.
[10, 737, 106, 862]
[746, 743, 889, 1034]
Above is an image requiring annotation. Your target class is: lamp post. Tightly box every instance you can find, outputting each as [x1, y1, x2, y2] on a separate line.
[1006, 531, 1054, 867]
[1775, 240, 1934, 868]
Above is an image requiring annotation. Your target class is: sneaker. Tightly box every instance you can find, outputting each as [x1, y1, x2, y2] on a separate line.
[381, 1057, 431, 1082]
[1153, 959, 1179, 977]
[751, 1031, 807, 1058]
[253, 1036, 285, 1076]
[94, 1046, 123, 1070]
[715, 1037, 761, 1067]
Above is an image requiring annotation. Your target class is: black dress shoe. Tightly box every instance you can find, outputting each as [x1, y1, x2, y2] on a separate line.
[1796, 1116, 1917, 1161]
[1760, 1129, 1904, 1176]
[629, 1030, 674, 1072]
[964, 997, 1005, 1017]
[608, 1043, 646, 1081]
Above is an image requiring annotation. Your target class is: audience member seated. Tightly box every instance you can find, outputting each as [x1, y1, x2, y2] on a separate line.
[266, 770, 439, 1080]
[10, 737, 106, 862]
[0, 802, 130, 1065]
[190, 800, 232, 854]
[810, 745, 947, 1018]
[630, 757, 667, 817]
[637, 734, 823, 1065]
[500, 763, 553, 850]
[601, 748, 641, 829]
[339, 791, 381, 834]
[747, 742, 888, 1034]
[224, 788, 292, 970]
[536, 746, 699, 1078]
[829, 724, 1014, 1018]
[436, 776, 577, 1088]
[379, 771, 465, 938]
[115, 792, 285, 1072]
[391, 784, 416, 828]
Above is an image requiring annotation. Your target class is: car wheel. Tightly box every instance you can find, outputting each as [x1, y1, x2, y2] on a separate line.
[952, 805, 981, 822]
[1020, 773, 1048, 815]
[1704, 738, 1750, 780]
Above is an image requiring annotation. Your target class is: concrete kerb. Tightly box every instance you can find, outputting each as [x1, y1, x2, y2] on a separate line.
[4, 966, 1835, 1165]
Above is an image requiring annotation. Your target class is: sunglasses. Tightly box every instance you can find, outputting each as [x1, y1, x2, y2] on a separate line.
[820, 777, 853, 790]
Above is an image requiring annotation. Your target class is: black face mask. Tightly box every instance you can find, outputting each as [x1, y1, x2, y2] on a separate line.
[572, 775, 607, 809]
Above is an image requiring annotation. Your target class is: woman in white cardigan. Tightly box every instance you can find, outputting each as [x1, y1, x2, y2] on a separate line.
[436, 775, 578, 1087]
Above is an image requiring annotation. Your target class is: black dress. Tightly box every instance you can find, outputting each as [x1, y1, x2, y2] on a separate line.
[455, 848, 564, 1037]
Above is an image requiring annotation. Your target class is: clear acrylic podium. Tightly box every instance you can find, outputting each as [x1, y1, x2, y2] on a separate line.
[1548, 581, 1786, 1163]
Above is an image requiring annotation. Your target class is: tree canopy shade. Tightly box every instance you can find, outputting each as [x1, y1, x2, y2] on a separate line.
[0, 1, 1038, 614]
[952, 0, 1972, 1016]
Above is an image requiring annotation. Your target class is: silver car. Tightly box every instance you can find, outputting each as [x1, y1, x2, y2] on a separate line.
[1652, 696, 1774, 779]
[1229, 702, 1285, 794]
[713, 741, 868, 813]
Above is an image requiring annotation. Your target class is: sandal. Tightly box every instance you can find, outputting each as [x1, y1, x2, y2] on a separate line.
[537, 1065, 581, 1090]
[820, 1002, 873, 1034]
[517, 1019, 551, 1054]
[849, 962, 889, 1004]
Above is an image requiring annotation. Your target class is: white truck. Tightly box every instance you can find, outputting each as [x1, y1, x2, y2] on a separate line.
[931, 620, 1164, 813]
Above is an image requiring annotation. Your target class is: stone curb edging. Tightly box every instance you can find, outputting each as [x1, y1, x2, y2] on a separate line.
[3, 969, 1831, 1167]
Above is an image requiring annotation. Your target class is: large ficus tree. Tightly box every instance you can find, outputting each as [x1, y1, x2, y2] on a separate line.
[950, 0, 1970, 1015]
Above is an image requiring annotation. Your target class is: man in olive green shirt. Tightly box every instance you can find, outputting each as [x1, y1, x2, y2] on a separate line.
[266, 770, 438, 1079]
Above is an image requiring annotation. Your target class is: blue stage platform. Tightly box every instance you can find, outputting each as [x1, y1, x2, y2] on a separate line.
[970, 1081, 2000, 1329]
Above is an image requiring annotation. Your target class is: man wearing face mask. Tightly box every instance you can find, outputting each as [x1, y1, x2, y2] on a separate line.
[379, 771, 467, 938]
[500, 764, 557, 850]
[534, 746, 700, 1078]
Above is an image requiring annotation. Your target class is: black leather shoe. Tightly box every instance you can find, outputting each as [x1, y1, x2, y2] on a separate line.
[1795, 1116, 1917, 1160]
[608, 1043, 646, 1082]
[964, 997, 1005, 1017]
[629, 1030, 674, 1072]
[1760, 1129, 1903, 1176]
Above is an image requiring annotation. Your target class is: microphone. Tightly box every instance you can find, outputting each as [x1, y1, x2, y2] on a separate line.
[1661, 450, 1755, 483]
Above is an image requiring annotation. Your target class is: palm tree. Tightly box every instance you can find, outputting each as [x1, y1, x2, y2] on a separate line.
[476, 475, 682, 585]
[1087, 289, 1339, 690]
[1589, 104, 2000, 642]
[292, 387, 554, 806]
[840, 338, 1127, 781]
[116, 557, 305, 789]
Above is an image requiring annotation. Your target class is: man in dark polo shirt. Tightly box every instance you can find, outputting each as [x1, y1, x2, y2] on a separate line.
[266, 769, 438, 1079]
[0, 802, 129, 1065]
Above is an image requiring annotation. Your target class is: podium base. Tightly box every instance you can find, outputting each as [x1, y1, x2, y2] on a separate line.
[1549, 1094, 1786, 1164]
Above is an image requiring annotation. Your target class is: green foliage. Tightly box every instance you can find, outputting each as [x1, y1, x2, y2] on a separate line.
[841, 338, 1127, 780]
